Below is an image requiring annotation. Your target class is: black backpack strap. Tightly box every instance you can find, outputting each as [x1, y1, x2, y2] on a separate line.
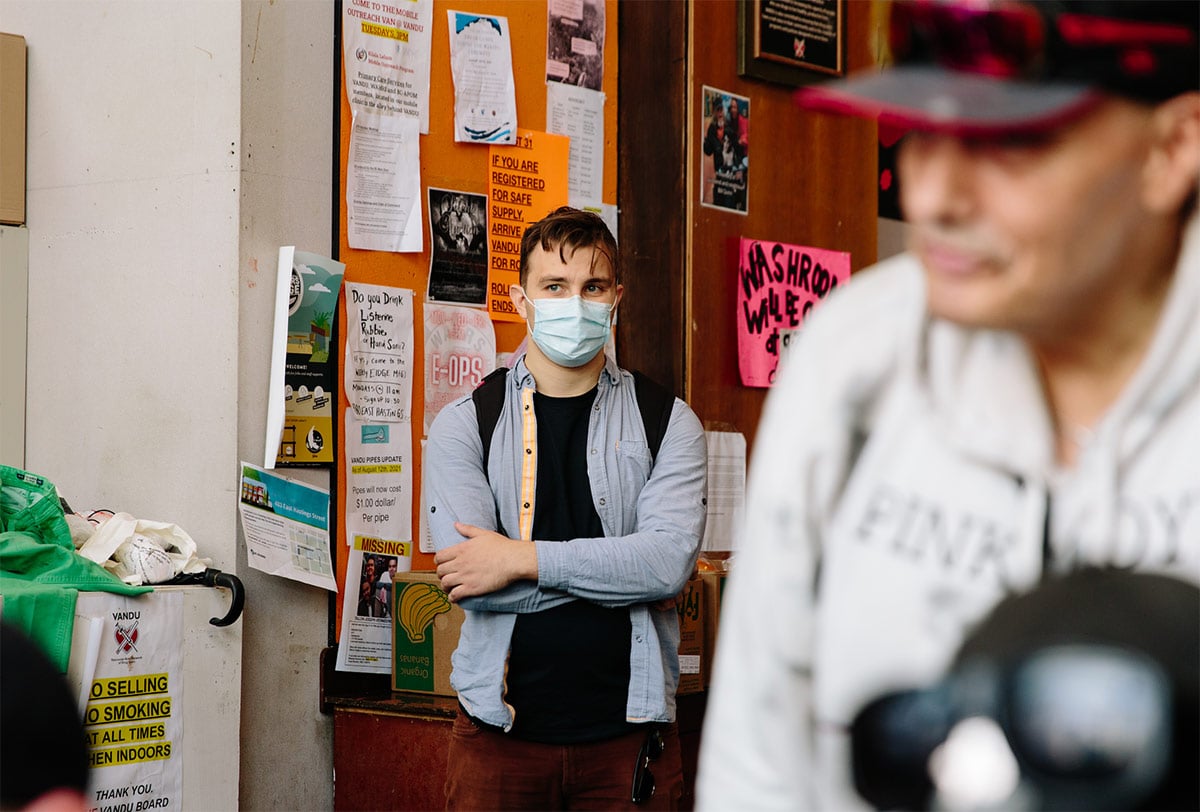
[471, 366, 510, 472]
[473, 366, 674, 472]
[631, 370, 675, 464]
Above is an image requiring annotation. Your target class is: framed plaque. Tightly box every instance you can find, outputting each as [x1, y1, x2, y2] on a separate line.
[738, 0, 845, 87]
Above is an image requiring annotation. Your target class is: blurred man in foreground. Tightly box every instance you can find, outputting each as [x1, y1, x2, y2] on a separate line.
[698, 1, 1200, 808]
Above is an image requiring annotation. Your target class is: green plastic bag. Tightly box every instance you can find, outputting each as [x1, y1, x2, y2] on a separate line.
[0, 465, 150, 671]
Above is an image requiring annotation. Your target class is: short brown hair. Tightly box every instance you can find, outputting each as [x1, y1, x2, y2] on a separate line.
[519, 206, 618, 287]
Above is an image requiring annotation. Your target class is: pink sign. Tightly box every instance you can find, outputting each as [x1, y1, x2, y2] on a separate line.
[737, 238, 850, 388]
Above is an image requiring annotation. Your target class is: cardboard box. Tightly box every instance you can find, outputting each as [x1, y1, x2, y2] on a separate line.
[0, 33, 26, 226]
[391, 572, 463, 696]
[675, 575, 705, 695]
[700, 570, 728, 689]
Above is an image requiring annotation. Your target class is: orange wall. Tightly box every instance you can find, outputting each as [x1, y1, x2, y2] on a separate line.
[334, 1, 619, 634]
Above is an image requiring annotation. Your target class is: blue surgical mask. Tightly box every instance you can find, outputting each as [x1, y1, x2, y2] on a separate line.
[523, 292, 614, 368]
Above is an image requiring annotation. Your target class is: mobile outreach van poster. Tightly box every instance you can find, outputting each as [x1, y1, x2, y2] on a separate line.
[73, 591, 183, 812]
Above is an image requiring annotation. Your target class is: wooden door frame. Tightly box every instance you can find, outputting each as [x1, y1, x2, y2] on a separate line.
[616, 1, 689, 397]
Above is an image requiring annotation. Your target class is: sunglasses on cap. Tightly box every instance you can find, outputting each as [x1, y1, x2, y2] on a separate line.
[631, 727, 664, 805]
[890, 0, 1196, 88]
[851, 643, 1177, 810]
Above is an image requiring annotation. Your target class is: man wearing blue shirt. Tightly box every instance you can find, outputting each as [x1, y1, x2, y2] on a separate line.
[425, 206, 708, 810]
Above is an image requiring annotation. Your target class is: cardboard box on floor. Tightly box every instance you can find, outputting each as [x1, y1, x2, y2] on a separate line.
[0, 33, 27, 225]
[700, 570, 728, 689]
[675, 574, 705, 695]
[391, 571, 464, 696]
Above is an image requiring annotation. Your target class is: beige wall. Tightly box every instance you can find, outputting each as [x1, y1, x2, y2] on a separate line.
[0, 0, 335, 808]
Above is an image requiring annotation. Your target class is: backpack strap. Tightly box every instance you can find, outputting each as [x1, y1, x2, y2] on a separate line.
[631, 370, 675, 464]
[472, 366, 676, 472]
[471, 366, 510, 472]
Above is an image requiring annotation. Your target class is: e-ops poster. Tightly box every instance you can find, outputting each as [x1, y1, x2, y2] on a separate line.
[277, 250, 346, 467]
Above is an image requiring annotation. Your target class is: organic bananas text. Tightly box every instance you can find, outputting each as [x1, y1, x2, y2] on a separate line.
[398, 582, 452, 644]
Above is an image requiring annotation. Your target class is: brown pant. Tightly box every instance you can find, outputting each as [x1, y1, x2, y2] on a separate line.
[444, 709, 684, 811]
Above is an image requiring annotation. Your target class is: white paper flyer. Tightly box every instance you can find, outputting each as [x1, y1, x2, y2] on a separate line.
[448, 10, 517, 144]
[547, 81, 605, 204]
[237, 462, 336, 591]
[347, 109, 423, 252]
[76, 591, 183, 811]
[342, 0, 434, 133]
[344, 411, 414, 546]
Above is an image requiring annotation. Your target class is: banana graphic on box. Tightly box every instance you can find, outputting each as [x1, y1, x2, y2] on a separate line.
[399, 582, 453, 644]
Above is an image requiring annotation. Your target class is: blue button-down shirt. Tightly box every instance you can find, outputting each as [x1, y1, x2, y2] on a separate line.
[423, 354, 708, 730]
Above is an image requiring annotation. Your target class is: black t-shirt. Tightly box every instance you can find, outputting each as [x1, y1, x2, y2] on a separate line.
[504, 387, 637, 743]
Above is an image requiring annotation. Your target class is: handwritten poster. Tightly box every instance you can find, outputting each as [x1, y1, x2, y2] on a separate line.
[737, 237, 850, 387]
[342, 0, 434, 133]
[487, 129, 570, 322]
[448, 11, 518, 144]
[344, 282, 414, 422]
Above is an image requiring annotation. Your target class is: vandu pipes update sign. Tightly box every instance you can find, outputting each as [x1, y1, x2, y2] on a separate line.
[737, 237, 849, 387]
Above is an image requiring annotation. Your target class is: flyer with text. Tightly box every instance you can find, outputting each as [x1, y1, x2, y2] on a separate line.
[238, 462, 336, 591]
[487, 129, 570, 322]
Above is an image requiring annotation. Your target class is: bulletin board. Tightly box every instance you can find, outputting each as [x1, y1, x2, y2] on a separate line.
[332, 0, 619, 640]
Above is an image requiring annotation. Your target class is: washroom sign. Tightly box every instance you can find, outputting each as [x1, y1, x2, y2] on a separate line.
[737, 237, 850, 387]
[487, 129, 569, 322]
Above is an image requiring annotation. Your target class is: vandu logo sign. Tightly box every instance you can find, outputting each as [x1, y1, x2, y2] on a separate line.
[113, 610, 142, 660]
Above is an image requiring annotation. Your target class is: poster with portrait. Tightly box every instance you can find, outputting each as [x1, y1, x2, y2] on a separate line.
[427, 188, 488, 306]
[700, 86, 750, 214]
[336, 537, 413, 674]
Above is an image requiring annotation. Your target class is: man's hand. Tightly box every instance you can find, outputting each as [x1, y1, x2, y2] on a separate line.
[434, 522, 539, 602]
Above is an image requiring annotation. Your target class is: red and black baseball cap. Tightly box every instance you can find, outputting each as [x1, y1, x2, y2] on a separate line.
[796, 1, 1200, 137]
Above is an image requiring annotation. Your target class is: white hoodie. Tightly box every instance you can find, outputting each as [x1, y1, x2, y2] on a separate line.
[697, 212, 1200, 810]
